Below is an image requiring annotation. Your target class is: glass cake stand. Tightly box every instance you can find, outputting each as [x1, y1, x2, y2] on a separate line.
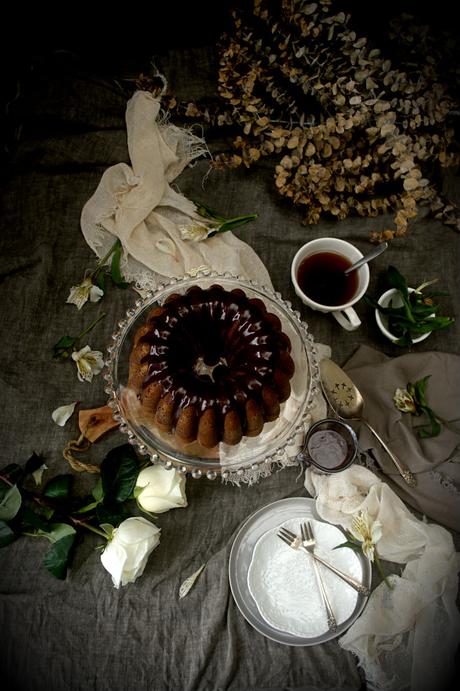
[103, 272, 320, 480]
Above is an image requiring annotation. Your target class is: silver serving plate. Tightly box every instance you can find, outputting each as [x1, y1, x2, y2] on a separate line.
[229, 497, 371, 646]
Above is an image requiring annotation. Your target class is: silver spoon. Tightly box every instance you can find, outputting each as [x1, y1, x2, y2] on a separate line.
[320, 358, 417, 487]
[344, 242, 388, 275]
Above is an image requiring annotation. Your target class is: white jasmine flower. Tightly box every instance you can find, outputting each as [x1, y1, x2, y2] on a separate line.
[393, 387, 417, 414]
[179, 223, 212, 242]
[51, 401, 78, 426]
[349, 510, 382, 562]
[100, 517, 161, 588]
[136, 465, 187, 514]
[71, 345, 104, 383]
[67, 277, 104, 310]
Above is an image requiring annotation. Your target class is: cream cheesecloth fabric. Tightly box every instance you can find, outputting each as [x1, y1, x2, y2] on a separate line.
[80, 90, 273, 290]
[305, 465, 460, 691]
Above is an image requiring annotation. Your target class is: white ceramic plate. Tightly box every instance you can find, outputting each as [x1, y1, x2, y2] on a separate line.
[229, 497, 371, 646]
[248, 517, 363, 637]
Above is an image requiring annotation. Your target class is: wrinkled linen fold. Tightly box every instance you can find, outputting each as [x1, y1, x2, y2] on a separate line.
[81, 90, 272, 290]
[344, 345, 460, 531]
[305, 465, 460, 691]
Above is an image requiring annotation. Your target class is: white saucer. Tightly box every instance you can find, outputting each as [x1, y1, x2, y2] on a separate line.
[247, 516, 362, 637]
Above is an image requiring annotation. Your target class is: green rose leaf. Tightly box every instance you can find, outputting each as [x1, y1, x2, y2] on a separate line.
[37, 522, 76, 543]
[74, 499, 101, 515]
[0, 485, 22, 521]
[96, 501, 130, 528]
[0, 519, 17, 547]
[110, 240, 129, 288]
[53, 335, 76, 359]
[101, 444, 139, 503]
[20, 506, 51, 532]
[92, 478, 104, 502]
[43, 475, 73, 500]
[43, 533, 76, 579]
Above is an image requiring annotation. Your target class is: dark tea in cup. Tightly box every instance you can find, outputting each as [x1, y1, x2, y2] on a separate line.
[296, 252, 359, 306]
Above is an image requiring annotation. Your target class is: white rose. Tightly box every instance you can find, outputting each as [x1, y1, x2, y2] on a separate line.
[100, 517, 160, 588]
[136, 465, 187, 514]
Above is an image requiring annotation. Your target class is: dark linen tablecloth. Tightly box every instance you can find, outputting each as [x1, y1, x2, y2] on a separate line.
[1, 36, 459, 691]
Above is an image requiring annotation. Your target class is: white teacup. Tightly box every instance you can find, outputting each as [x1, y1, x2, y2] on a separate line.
[291, 238, 370, 331]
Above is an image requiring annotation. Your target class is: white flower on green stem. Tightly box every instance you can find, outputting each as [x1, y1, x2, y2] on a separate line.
[393, 387, 417, 414]
[179, 222, 213, 242]
[349, 510, 382, 562]
[67, 277, 104, 310]
[71, 345, 104, 383]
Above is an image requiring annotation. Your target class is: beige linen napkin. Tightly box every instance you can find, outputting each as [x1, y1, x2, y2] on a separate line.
[304, 465, 460, 691]
[81, 90, 273, 290]
[343, 345, 460, 531]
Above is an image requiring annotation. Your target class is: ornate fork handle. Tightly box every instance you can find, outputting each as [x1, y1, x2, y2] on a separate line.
[310, 553, 337, 632]
[361, 419, 417, 487]
[301, 547, 370, 596]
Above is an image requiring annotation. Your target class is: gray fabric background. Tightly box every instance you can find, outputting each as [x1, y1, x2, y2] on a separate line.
[0, 36, 459, 691]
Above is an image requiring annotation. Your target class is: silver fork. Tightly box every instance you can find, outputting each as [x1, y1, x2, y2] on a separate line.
[277, 528, 337, 632]
[278, 526, 369, 596]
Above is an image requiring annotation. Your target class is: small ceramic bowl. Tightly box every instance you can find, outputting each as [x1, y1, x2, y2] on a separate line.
[375, 287, 432, 344]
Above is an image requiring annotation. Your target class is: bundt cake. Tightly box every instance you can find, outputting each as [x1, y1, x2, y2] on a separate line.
[128, 284, 295, 448]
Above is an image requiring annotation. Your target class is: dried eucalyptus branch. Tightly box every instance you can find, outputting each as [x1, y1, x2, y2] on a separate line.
[142, 0, 460, 241]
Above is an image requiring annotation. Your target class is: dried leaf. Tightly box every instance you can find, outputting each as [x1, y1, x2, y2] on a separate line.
[179, 564, 206, 599]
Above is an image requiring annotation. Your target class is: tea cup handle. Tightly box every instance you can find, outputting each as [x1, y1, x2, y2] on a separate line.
[332, 307, 361, 331]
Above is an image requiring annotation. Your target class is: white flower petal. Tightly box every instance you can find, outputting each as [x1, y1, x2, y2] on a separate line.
[89, 284, 104, 303]
[51, 402, 78, 427]
[32, 463, 48, 486]
[362, 542, 375, 562]
[101, 540, 128, 589]
[72, 345, 104, 383]
[117, 516, 161, 545]
[138, 495, 179, 513]
[137, 465, 175, 494]
[136, 466, 187, 514]
[371, 520, 383, 544]
[66, 277, 93, 310]
[180, 223, 211, 242]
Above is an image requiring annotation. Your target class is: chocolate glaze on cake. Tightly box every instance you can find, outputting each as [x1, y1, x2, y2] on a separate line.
[128, 284, 295, 448]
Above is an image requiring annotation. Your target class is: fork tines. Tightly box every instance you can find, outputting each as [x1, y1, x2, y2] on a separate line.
[277, 533, 293, 548]
[278, 526, 297, 541]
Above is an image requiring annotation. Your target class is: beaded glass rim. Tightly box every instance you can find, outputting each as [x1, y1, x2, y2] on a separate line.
[103, 271, 320, 480]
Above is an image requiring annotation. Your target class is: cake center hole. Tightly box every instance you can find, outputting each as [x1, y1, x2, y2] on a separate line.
[193, 356, 227, 382]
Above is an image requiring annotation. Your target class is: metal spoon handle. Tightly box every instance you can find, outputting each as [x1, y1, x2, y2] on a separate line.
[344, 242, 388, 275]
[362, 419, 417, 487]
